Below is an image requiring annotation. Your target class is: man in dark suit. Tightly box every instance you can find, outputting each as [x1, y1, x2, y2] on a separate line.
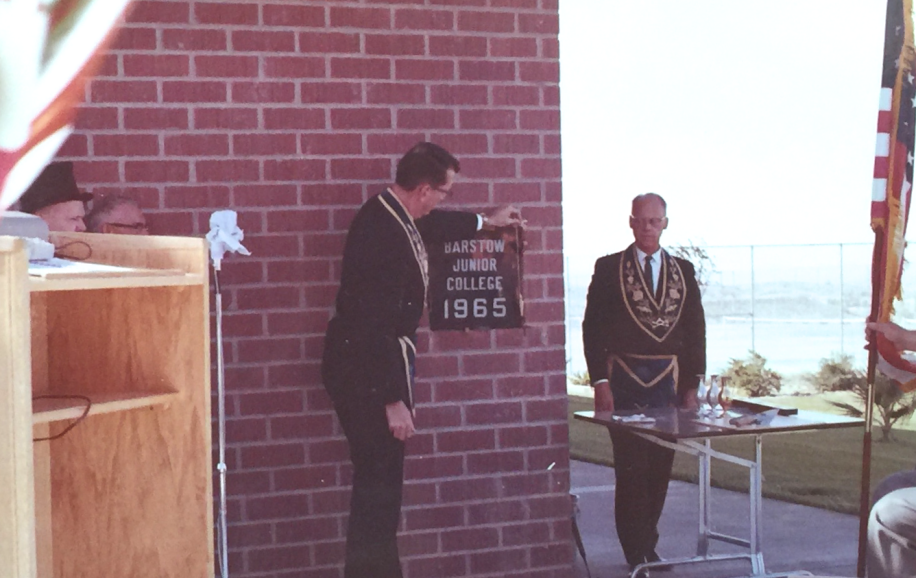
[322, 142, 522, 578]
[582, 193, 706, 571]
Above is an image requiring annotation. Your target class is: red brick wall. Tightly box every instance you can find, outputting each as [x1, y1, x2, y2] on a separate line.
[59, 1, 569, 576]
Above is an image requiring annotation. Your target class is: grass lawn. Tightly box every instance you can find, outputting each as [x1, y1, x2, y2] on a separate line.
[568, 395, 916, 514]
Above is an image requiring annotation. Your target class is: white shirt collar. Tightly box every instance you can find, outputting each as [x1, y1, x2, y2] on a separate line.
[634, 246, 661, 264]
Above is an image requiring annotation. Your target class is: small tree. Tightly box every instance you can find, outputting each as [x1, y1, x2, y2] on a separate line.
[668, 241, 715, 293]
[830, 375, 916, 442]
[722, 350, 782, 397]
[807, 353, 860, 393]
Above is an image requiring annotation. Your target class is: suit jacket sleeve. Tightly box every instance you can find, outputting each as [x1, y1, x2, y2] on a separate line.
[677, 260, 706, 398]
[582, 257, 612, 385]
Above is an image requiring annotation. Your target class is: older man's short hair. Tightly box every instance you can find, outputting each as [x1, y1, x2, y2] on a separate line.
[85, 193, 142, 232]
[631, 193, 667, 214]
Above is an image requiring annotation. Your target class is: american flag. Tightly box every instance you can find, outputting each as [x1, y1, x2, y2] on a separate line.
[873, 0, 916, 390]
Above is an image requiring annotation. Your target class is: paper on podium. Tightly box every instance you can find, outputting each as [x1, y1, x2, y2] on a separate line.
[28, 257, 177, 279]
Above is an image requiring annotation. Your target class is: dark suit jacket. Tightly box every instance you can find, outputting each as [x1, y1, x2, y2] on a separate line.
[322, 190, 478, 407]
[582, 245, 706, 401]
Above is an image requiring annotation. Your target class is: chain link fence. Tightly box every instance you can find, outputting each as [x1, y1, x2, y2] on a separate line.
[565, 243, 916, 388]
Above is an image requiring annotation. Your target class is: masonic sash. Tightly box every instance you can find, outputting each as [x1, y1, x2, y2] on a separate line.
[379, 188, 429, 301]
[620, 247, 687, 343]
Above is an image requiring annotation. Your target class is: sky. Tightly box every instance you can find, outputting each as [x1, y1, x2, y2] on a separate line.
[559, 1, 890, 277]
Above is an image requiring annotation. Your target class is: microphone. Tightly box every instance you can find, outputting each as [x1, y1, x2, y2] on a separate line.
[206, 209, 250, 270]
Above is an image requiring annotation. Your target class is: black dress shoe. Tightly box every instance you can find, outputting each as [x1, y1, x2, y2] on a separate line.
[644, 551, 673, 571]
[627, 557, 645, 574]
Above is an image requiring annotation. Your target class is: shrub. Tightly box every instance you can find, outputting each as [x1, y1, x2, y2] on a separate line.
[722, 350, 782, 397]
[831, 374, 916, 442]
[568, 370, 591, 386]
[807, 353, 862, 393]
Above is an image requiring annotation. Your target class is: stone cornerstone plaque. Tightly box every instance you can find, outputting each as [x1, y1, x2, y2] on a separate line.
[428, 226, 524, 331]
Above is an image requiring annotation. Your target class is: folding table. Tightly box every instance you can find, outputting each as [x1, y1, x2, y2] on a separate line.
[574, 406, 863, 577]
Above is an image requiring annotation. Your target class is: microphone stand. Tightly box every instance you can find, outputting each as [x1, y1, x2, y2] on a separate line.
[207, 210, 250, 578]
[213, 262, 229, 578]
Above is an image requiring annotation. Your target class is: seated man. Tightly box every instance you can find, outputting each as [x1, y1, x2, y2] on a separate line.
[866, 320, 916, 578]
[18, 161, 92, 232]
[85, 193, 148, 234]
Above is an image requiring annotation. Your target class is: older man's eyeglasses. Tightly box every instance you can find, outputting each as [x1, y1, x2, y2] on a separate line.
[431, 186, 453, 197]
[108, 222, 149, 232]
[630, 216, 666, 228]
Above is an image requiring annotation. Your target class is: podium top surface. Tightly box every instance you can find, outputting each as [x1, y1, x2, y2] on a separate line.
[0, 233, 208, 291]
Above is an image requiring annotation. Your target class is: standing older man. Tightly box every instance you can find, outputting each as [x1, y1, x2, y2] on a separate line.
[582, 193, 706, 571]
[322, 142, 522, 578]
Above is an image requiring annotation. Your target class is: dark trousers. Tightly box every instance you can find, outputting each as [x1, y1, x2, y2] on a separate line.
[335, 401, 405, 578]
[609, 428, 675, 566]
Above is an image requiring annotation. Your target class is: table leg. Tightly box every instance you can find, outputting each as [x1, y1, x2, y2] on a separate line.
[637, 433, 767, 576]
[697, 438, 712, 557]
[749, 434, 766, 575]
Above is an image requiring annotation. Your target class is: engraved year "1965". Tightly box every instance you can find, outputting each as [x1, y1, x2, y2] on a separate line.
[443, 297, 507, 319]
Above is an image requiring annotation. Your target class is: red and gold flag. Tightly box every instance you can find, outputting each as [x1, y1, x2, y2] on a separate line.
[0, 0, 133, 212]
[873, 0, 916, 391]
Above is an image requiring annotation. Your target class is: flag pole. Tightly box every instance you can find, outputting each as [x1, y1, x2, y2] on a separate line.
[856, 231, 882, 577]
[858, 0, 916, 570]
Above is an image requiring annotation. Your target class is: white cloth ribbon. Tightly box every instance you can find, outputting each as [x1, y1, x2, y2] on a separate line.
[611, 414, 656, 425]
[206, 210, 250, 270]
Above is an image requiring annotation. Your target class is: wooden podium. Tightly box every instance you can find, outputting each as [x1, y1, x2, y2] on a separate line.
[0, 233, 214, 578]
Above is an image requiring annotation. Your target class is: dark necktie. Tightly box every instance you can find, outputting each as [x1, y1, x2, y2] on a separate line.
[644, 255, 655, 298]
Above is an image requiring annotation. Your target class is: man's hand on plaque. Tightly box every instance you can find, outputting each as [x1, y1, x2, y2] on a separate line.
[594, 381, 614, 413]
[482, 205, 525, 230]
[385, 401, 415, 441]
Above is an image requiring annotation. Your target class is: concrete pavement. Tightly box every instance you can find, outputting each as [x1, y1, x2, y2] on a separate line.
[570, 460, 859, 578]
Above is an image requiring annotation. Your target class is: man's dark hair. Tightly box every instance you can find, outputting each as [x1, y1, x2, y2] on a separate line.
[85, 193, 141, 232]
[395, 142, 460, 191]
[632, 192, 667, 213]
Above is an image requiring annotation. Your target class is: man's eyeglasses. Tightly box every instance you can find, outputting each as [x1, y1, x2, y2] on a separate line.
[431, 186, 453, 197]
[629, 216, 666, 228]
